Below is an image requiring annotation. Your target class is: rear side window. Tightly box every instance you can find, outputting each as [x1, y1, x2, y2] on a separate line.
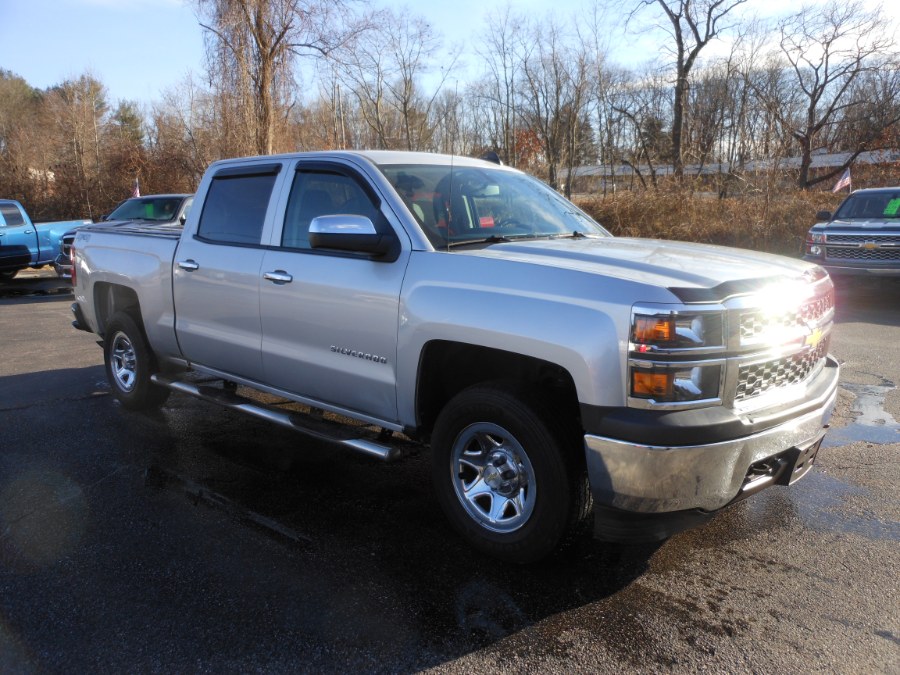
[197, 173, 278, 245]
[0, 204, 25, 227]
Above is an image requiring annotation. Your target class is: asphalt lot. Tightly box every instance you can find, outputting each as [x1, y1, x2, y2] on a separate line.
[1, 268, 898, 673]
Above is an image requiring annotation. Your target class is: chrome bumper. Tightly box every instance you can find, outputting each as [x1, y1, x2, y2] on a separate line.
[54, 253, 72, 279]
[584, 362, 839, 514]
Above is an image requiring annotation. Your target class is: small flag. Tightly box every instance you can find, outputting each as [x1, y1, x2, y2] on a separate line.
[131, 177, 141, 198]
[832, 168, 851, 193]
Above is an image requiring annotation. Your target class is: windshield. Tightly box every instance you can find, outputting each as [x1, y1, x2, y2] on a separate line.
[378, 163, 610, 248]
[834, 191, 900, 220]
[107, 197, 185, 222]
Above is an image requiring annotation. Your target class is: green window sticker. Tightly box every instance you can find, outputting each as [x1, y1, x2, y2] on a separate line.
[884, 198, 900, 216]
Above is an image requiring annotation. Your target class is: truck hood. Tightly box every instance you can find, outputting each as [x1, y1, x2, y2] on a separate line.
[465, 236, 821, 302]
[819, 218, 900, 230]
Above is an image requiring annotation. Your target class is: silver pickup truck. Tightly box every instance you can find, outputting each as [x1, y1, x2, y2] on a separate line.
[70, 151, 839, 562]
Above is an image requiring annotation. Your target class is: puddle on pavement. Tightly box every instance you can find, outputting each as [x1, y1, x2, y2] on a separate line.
[798, 472, 900, 541]
[736, 470, 900, 542]
[824, 380, 900, 448]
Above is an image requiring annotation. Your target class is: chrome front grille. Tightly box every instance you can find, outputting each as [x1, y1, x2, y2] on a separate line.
[739, 290, 835, 343]
[826, 234, 900, 244]
[826, 246, 900, 262]
[735, 337, 829, 402]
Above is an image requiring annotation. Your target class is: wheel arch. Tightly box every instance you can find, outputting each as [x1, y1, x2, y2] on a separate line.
[93, 282, 144, 337]
[414, 340, 581, 440]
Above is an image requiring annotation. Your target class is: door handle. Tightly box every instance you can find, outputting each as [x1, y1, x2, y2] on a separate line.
[263, 270, 293, 284]
[178, 259, 200, 271]
[24, 229, 34, 234]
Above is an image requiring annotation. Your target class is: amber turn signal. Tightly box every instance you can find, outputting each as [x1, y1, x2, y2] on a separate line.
[632, 371, 674, 398]
[632, 316, 675, 345]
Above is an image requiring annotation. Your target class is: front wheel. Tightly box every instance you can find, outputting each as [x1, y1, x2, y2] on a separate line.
[103, 311, 170, 410]
[431, 384, 591, 563]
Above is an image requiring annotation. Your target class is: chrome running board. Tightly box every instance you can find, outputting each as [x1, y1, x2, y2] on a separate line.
[151, 374, 405, 462]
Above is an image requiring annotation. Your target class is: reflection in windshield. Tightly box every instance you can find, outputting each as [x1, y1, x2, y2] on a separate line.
[835, 191, 900, 220]
[108, 197, 184, 222]
[378, 163, 610, 248]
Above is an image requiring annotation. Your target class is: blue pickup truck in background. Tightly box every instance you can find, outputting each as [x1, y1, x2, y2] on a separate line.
[0, 199, 90, 280]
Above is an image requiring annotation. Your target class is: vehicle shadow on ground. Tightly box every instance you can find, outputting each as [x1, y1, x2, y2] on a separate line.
[0, 366, 107, 410]
[0, 275, 71, 299]
[135, 395, 661, 667]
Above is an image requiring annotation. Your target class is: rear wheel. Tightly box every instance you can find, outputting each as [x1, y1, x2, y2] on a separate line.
[103, 311, 170, 410]
[431, 383, 591, 563]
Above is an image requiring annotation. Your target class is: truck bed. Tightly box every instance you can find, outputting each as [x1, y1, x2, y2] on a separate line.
[73, 224, 183, 360]
[77, 221, 184, 239]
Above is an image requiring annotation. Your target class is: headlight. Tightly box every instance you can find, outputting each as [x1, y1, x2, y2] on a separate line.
[629, 307, 725, 408]
[805, 231, 826, 257]
[631, 363, 723, 403]
[631, 312, 723, 352]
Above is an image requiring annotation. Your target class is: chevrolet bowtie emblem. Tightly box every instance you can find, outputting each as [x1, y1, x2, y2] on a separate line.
[805, 326, 824, 348]
[861, 241, 879, 250]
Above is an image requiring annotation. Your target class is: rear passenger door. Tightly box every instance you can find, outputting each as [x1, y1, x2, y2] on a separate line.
[173, 163, 283, 382]
[258, 161, 410, 422]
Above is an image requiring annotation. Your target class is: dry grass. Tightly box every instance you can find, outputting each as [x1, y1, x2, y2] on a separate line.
[574, 188, 846, 257]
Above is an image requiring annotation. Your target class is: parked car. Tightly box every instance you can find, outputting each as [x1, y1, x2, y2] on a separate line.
[54, 194, 193, 279]
[804, 187, 900, 279]
[70, 151, 838, 562]
[0, 200, 90, 280]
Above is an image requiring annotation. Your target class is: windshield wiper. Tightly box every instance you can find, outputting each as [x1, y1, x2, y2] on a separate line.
[540, 231, 593, 240]
[447, 231, 594, 248]
[447, 234, 517, 248]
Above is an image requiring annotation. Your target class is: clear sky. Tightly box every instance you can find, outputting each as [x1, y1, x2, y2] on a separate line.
[1, 0, 897, 109]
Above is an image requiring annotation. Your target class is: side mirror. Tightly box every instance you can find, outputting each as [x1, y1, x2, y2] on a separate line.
[816, 210, 833, 222]
[308, 214, 399, 261]
[179, 213, 187, 225]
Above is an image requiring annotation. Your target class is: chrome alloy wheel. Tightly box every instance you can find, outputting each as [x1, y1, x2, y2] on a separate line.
[110, 331, 138, 392]
[450, 422, 537, 533]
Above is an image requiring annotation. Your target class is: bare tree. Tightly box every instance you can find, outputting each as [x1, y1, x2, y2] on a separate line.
[631, 0, 747, 177]
[333, 7, 451, 151]
[769, 0, 898, 188]
[195, 0, 363, 155]
[518, 17, 593, 195]
[475, 7, 526, 164]
[45, 74, 110, 218]
[608, 68, 674, 188]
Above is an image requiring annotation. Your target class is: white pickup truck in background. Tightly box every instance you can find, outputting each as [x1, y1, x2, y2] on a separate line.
[69, 151, 839, 562]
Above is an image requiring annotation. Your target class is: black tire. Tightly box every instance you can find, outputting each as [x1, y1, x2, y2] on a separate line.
[0, 270, 17, 281]
[431, 383, 592, 563]
[103, 311, 170, 410]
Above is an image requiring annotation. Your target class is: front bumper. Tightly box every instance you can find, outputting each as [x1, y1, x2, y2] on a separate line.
[584, 356, 839, 515]
[803, 255, 900, 277]
[53, 253, 72, 279]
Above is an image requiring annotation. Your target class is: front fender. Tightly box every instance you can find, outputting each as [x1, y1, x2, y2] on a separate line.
[395, 251, 673, 427]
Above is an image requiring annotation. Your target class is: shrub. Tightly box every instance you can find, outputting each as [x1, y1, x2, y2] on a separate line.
[575, 188, 846, 257]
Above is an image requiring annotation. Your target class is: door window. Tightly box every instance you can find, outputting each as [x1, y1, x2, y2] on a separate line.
[281, 170, 383, 250]
[0, 204, 25, 227]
